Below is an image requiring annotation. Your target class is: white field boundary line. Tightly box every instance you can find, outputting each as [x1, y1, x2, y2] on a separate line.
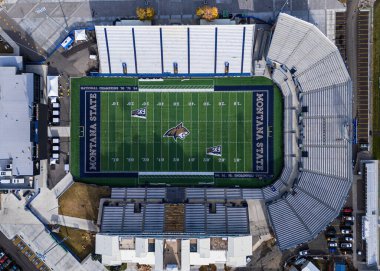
[139, 172, 214, 176]
[139, 88, 213, 92]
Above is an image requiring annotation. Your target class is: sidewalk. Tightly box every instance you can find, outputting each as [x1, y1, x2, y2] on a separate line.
[31, 173, 99, 232]
[48, 126, 70, 137]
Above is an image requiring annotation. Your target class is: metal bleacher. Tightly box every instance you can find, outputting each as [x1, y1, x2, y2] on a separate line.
[266, 13, 352, 250]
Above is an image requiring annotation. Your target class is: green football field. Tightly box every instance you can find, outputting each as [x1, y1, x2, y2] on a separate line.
[100, 91, 253, 173]
[71, 77, 283, 187]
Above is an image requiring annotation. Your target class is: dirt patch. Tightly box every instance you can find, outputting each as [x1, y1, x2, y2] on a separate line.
[58, 182, 110, 221]
[56, 226, 96, 261]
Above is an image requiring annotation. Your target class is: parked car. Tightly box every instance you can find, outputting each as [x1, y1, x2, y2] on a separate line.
[342, 220, 354, 226]
[327, 236, 338, 242]
[342, 207, 353, 214]
[26, 192, 35, 201]
[344, 235, 353, 242]
[0, 256, 8, 264]
[10, 264, 21, 271]
[343, 215, 354, 221]
[22, 190, 31, 197]
[0, 252, 4, 259]
[328, 242, 338, 247]
[299, 250, 308, 256]
[341, 227, 352, 234]
[329, 247, 337, 253]
[2, 258, 12, 268]
[340, 243, 352, 248]
[341, 249, 353, 255]
[325, 227, 336, 236]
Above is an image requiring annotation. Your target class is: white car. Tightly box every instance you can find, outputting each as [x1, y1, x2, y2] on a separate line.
[299, 250, 308, 256]
[343, 216, 354, 221]
[328, 242, 338, 247]
[344, 236, 353, 241]
[341, 228, 352, 234]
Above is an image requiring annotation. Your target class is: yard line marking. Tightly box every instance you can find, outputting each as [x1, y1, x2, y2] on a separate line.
[137, 92, 140, 172]
[183, 92, 185, 172]
[123, 92, 125, 171]
[236, 92, 238, 172]
[212, 93, 215, 171]
[197, 93, 200, 171]
[152, 93, 155, 171]
[243, 92, 246, 172]
[160, 92, 163, 171]
[220, 92, 222, 172]
[107, 92, 110, 169]
[145, 92, 148, 171]
[167, 93, 170, 172]
[175, 92, 183, 171]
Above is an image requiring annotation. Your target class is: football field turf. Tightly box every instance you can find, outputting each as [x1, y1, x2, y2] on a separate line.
[71, 77, 283, 187]
[100, 91, 253, 173]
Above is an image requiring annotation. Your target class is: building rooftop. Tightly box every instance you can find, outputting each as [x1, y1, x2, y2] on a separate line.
[0, 60, 34, 176]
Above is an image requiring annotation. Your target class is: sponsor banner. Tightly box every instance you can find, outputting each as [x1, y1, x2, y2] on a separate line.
[80, 86, 138, 91]
[131, 107, 147, 119]
[85, 91, 100, 172]
[214, 172, 272, 179]
[206, 145, 222, 157]
[252, 91, 268, 173]
[214, 172, 256, 178]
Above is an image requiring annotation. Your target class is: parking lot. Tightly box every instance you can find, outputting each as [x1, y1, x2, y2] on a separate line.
[0, 231, 37, 271]
[11, 235, 50, 271]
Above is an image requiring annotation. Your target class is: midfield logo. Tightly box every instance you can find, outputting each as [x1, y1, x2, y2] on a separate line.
[206, 145, 222, 157]
[163, 122, 190, 141]
[131, 107, 147, 119]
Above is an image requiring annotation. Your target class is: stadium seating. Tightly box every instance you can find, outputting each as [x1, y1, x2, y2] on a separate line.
[96, 25, 253, 75]
[266, 13, 352, 250]
[102, 13, 351, 251]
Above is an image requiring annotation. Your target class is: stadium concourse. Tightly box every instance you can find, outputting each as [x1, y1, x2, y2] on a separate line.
[93, 12, 352, 262]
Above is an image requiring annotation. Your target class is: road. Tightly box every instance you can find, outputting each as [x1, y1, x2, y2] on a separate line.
[0, 231, 39, 271]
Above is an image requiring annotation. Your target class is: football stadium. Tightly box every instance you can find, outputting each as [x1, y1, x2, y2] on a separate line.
[72, 13, 352, 261]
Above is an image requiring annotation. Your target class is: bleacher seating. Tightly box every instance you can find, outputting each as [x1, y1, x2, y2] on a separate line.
[266, 13, 352, 250]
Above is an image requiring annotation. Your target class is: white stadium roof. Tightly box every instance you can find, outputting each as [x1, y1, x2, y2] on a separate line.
[95, 25, 253, 76]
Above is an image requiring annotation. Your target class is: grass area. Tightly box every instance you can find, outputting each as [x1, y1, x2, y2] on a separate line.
[58, 182, 111, 221]
[372, 2, 380, 158]
[71, 76, 283, 187]
[56, 226, 95, 261]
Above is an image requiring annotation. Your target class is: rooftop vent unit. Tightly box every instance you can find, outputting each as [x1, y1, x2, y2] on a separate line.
[290, 66, 297, 74]
[301, 106, 308, 113]
[302, 151, 308, 158]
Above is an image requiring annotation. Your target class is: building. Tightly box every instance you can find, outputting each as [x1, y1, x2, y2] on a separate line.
[0, 56, 47, 190]
[361, 160, 379, 268]
[301, 261, 320, 271]
[96, 235, 252, 269]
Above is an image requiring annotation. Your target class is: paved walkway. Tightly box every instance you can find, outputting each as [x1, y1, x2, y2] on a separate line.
[31, 172, 99, 232]
[48, 126, 70, 138]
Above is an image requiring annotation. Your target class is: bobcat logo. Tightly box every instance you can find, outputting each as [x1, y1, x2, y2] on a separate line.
[163, 122, 190, 141]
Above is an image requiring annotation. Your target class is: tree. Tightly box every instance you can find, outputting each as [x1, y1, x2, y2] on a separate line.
[196, 5, 219, 21]
[136, 7, 155, 21]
